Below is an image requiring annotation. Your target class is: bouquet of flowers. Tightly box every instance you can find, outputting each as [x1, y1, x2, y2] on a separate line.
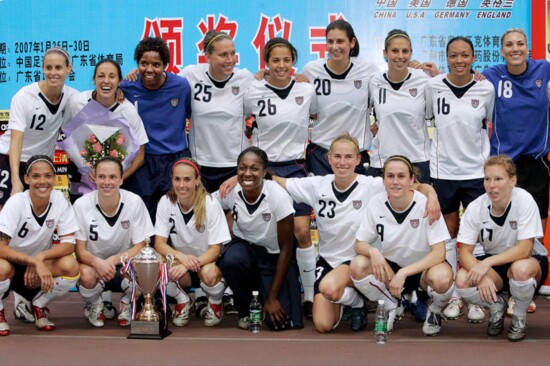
[82, 130, 128, 168]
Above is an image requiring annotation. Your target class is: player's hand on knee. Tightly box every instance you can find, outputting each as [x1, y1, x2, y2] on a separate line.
[169, 264, 188, 281]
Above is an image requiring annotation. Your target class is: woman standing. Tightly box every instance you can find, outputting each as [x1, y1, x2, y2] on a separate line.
[154, 158, 231, 327]
[351, 155, 453, 336]
[0, 47, 77, 207]
[74, 157, 154, 327]
[456, 156, 548, 342]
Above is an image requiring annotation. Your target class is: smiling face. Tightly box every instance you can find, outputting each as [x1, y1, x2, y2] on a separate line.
[138, 51, 166, 90]
[171, 163, 198, 205]
[25, 161, 55, 202]
[383, 160, 414, 201]
[95, 160, 123, 199]
[237, 152, 266, 197]
[326, 28, 356, 64]
[266, 46, 293, 87]
[483, 164, 516, 209]
[42, 52, 71, 90]
[206, 38, 236, 80]
[384, 36, 412, 75]
[447, 39, 475, 81]
[328, 140, 361, 182]
[93, 62, 121, 105]
[500, 31, 528, 71]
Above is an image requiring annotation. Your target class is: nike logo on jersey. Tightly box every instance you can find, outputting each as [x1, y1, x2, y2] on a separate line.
[379, 215, 385, 218]
[482, 221, 488, 224]
[321, 193, 327, 197]
[91, 219, 97, 222]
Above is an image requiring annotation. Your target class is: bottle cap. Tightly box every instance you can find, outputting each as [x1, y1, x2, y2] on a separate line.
[252, 291, 259, 296]
[378, 299, 384, 304]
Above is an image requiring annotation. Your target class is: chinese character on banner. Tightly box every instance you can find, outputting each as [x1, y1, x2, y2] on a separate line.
[251, 14, 292, 70]
[196, 14, 239, 64]
[141, 17, 183, 74]
[309, 13, 346, 59]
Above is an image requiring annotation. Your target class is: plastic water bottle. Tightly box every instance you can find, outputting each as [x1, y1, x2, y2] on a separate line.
[250, 291, 262, 333]
[375, 299, 388, 344]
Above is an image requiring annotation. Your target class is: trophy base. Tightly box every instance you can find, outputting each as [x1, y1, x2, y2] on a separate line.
[128, 320, 171, 340]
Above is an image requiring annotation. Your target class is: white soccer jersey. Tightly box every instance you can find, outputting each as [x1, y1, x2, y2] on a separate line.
[286, 174, 385, 267]
[425, 75, 495, 180]
[73, 189, 154, 259]
[356, 190, 450, 267]
[457, 187, 544, 255]
[301, 57, 379, 151]
[369, 68, 431, 168]
[0, 190, 79, 255]
[64, 90, 149, 146]
[180, 64, 255, 167]
[0, 83, 78, 161]
[244, 79, 317, 161]
[155, 194, 231, 257]
[215, 180, 295, 254]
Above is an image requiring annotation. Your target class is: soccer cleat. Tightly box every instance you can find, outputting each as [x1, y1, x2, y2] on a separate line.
[193, 296, 208, 318]
[506, 297, 536, 317]
[222, 295, 238, 315]
[32, 304, 55, 331]
[341, 305, 352, 321]
[410, 299, 428, 322]
[204, 302, 223, 327]
[396, 295, 411, 321]
[84, 302, 105, 328]
[238, 316, 250, 330]
[303, 300, 313, 319]
[172, 302, 190, 327]
[507, 315, 527, 342]
[117, 302, 132, 327]
[14, 300, 35, 323]
[443, 298, 463, 320]
[0, 309, 10, 336]
[103, 301, 117, 320]
[387, 307, 397, 333]
[467, 303, 485, 323]
[422, 310, 442, 336]
[350, 307, 368, 332]
[487, 296, 506, 336]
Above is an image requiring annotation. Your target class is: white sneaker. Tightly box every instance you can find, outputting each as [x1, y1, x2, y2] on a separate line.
[467, 303, 485, 323]
[506, 297, 536, 317]
[422, 310, 442, 336]
[238, 316, 250, 330]
[204, 302, 223, 327]
[117, 302, 132, 327]
[0, 309, 10, 336]
[443, 298, 463, 320]
[84, 302, 105, 327]
[14, 300, 35, 323]
[173, 302, 190, 327]
[387, 307, 397, 333]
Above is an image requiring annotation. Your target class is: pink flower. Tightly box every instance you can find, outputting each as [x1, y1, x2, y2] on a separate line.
[116, 135, 125, 146]
[80, 149, 86, 155]
[93, 143, 102, 153]
[110, 149, 118, 158]
[89, 134, 97, 144]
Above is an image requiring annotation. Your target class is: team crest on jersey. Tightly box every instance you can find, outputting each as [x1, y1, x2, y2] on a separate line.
[471, 99, 479, 108]
[171, 99, 179, 107]
[509, 220, 518, 230]
[410, 219, 419, 228]
[232, 86, 240, 95]
[197, 224, 206, 233]
[46, 219, 55, 229]
[354, 80, 362, 89]
[295, 96, 304, 105]
[409, 88, 418, 97]
[121, 220, 130, 229]
[535, 80, 542, 88]
[262, 213, 272, 222]
[353, 200, 362, 210]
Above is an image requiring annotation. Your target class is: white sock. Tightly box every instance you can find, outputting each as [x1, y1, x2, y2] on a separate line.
[33, 275, 79, 308]
[120, 278, 134, 304]
[200, 281, 225, 305]
[456, 286, 501, 311]
[510, 278, 536, 317]
[13, 291, 30, 306]
[78, 282, 103, 305]
[195, 287, 206, 299]
[0, 279, 10, 311]
[333, 287, 364, 308]
[101, 290, 113, 303]
[296, 246, 316, 302]
[445, 239, 458, 275]
[167, 281, 190, 304]
[352, 274, 397, 310]
[428, 283, 455, 313]
[223, 285, 233, 296]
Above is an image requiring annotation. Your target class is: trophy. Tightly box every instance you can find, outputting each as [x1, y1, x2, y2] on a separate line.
[122, 237, 172, 339]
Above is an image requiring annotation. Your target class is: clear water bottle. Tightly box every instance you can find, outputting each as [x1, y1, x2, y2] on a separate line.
[374, 299, 388, 344]
[249, 291, 262, 333]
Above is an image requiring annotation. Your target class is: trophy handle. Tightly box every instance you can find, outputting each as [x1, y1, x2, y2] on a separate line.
[121, 252, 129, 266]
[166, 253, 174, 268]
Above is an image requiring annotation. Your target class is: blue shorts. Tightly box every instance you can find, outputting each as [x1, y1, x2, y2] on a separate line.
[366, 160, 431, 183]
[306, 143, 370, 176]
[475, 254, 549, 293]
[0, 154, 27, 207]
[431, 178, 485, 214]
[515, 155, 550, 219]
[268, 160, 311, 217]
[313, 256, 351, 295]
[200, 165, 237, 194]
